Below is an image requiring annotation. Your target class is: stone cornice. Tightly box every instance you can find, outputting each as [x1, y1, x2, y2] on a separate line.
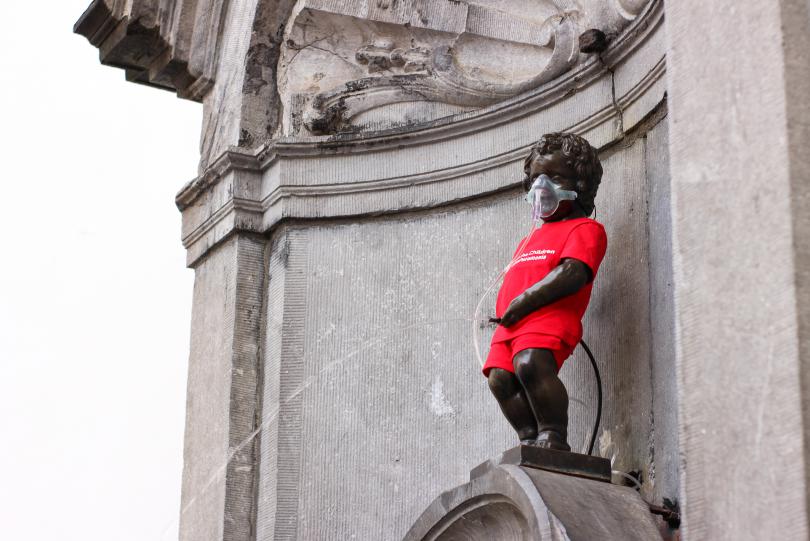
[74, 0, 227, 101]
[177, 0, 665, 265]
[176, 149, 262, 210]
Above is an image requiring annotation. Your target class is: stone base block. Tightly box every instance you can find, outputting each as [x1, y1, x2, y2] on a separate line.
[471, 444, 612, 483]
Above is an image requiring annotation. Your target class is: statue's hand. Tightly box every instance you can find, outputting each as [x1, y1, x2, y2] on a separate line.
[500, 296, 530, 328]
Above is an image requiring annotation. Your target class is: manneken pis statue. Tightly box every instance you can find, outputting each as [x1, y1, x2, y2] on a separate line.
[485, 132, 606, 452]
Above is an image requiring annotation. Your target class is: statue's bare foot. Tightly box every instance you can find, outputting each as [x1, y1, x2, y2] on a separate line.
[531, 430, 571, 452]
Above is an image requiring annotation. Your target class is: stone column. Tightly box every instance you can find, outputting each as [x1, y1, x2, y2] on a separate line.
[179, 234, 266, 541]
[664, 1, 810, 538]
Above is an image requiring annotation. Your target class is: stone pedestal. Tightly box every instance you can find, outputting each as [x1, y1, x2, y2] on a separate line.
[404, 456, 661, 541]
[471, 444, 612, 483]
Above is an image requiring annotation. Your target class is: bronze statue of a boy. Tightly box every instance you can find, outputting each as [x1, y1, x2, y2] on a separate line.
[485, 132, 606, 452]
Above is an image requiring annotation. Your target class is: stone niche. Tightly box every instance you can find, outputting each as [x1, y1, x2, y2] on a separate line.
[279, 0, 651, 135]
[177, 1, 674, 539]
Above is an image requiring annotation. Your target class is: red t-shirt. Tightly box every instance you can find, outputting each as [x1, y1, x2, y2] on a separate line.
[492, 218, 607, 347]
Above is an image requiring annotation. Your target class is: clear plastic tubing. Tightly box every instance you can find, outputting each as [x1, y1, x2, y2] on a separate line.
[472, 221, 538, 369]
[612, 470, 642, 491]
[611, 469, 657, 507]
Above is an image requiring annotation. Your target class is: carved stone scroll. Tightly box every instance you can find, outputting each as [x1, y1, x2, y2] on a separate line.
[277, 0, 650, 135]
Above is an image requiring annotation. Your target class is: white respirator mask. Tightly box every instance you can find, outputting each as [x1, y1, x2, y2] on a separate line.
[525, 174, 578, 221]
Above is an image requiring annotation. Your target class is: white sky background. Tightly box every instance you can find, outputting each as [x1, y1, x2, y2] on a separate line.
[0, 3, 201, 540]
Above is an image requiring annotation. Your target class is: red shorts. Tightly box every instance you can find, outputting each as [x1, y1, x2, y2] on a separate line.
[482, 333, 575, 377]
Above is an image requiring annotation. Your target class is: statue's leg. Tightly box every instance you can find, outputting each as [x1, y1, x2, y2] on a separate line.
[512, 348, 570, 451]
[487, 368, 538, 441]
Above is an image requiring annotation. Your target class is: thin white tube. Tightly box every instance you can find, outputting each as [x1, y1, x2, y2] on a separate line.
[612, 470, 642, 491]
[611, 469, 655, 506]
[472, 221, 539, 369]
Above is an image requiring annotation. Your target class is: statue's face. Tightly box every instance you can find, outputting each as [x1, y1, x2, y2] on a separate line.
[526, 151, 580, 221]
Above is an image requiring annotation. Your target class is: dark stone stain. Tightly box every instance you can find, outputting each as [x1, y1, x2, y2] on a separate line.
[239, 128, 254, 147]
[243, 42, 274, 95]
[345, 79, 372, 93]
[579, 29, 609, 54]
[239, 2, 298, 147]
[308, 99, 350, 135]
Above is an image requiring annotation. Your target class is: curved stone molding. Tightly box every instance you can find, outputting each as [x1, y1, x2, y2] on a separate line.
[177, 0, 664, 264]
[405, 465, 561, 541]
[613, 0, 650, 21]
[403, 464, 660, 540]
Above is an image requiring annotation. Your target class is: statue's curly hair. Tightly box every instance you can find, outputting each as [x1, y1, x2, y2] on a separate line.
[522, 132, 603, 216]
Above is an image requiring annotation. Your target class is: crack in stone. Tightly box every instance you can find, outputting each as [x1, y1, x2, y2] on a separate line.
[307, 44, 358, 69]
[606, 61, 625, 135]
[285, 33, 337, 65]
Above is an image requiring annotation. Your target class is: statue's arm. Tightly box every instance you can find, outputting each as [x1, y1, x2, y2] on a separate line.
[497, 259, 591, 328]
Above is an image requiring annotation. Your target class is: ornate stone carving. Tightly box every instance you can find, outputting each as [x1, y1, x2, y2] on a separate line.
[278, 0, 651, 135]
[355, 40, 431, 74]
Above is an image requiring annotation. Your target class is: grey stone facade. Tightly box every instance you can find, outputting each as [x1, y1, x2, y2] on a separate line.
[665, 1, 810, 538]
[74, 0, 810, 539]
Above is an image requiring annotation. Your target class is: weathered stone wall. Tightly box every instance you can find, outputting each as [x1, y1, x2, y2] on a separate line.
[181, 237, 235, 541]
[665, 0, 810, 538]
[180, 235, 265, 541]
[645, 118, 678, 506]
